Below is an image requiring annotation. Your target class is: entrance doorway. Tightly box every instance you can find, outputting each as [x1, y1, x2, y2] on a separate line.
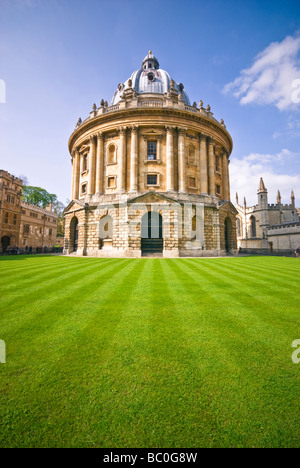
[224, 217, 231, 253]
[141, 211, 163, 255]
[70, 217, 78, 252]
[1, 236, 10, 253]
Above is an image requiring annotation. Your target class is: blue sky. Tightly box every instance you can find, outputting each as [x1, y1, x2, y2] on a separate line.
[0, 0, 300, 206]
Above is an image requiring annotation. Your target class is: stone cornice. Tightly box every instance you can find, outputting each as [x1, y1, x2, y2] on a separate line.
[68, 107, 233, 155]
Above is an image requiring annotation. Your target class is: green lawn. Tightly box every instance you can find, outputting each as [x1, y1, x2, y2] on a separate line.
[0, 255, 299, 448]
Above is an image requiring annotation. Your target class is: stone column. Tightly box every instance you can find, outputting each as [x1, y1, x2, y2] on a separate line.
[96, 132, 104, 194]
[227, 159, 231, 201]
[199, 134, 208, 194]
[222, 151, 229, 201]
[178, 128, 186, 193]
[71, 156, 75, 200]
[118, 127, 126, 193]
[88, 135, 96, 196]
[73, 148, 80, 200]
[208, 138, 215, 195]
[166, 126, 175, 192]
[130, 126, 138, 192]
[157, 138, 161, 160]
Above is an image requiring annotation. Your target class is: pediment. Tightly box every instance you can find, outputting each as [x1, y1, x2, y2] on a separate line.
[219, 200, 238, 214]
[129, 191, 178, 205]
[64, 199, 86, 213]
[141, 129, 164, 139]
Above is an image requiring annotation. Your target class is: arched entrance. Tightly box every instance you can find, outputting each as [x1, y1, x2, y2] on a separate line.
[1, 236, 10, 253]
[141, 211, 163, 255]
[224, 217, 232, 253]
[70, 217, 79, 252]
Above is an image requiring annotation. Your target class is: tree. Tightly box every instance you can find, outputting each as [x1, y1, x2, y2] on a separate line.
[22, 186, 58, 209]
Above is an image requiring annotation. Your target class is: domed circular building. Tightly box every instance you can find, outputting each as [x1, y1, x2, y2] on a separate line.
[64, 52, 237, 257]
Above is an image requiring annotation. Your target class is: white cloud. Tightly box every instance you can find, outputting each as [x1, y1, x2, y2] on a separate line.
[230, 149, 300, 206]
[224, 34, 300, 110]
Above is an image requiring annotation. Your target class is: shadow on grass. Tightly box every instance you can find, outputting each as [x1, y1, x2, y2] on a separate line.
[0, 254, 64, 262]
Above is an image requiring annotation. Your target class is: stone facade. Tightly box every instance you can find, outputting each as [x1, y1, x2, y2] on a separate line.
[64, 52, 237, 257]
[20, 202, 58, 251]
[235, 178, 300, 255]
[0, 170, 23, 252]
[0, 169, 58, 253]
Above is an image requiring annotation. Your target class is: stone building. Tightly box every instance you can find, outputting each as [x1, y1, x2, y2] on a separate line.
[0, 170, 23, 252]
[235, 178, 300, 255]
[20, 202, 58, 251]
[0, 170, 58, 253]
[64, 52, 237, 257]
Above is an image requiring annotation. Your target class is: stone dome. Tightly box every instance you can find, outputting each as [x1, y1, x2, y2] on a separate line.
[111, 51, 191, 106]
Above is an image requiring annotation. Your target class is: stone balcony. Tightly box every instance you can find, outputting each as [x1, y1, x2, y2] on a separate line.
[76, 94, 226, 130]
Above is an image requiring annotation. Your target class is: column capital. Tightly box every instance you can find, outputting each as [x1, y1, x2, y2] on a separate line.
[165, 125, 176, 134]
[207, 136, 216, 147]
[130, 125, 139, 134]
[222, 149, 229, 159]
[118, 126, 127, 135]
[178, 127, 187, 137]
[97, 132, 104, 141]
[88, 135, 96, 146]
[199, 133, 208, 142]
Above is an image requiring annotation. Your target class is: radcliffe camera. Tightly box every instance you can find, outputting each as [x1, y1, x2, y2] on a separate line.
[0, 0, 299, 455]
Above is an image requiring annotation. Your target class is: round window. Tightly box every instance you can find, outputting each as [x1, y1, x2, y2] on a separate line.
[148, 72, 155, 81]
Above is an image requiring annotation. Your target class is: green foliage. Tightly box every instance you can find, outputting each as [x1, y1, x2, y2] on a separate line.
[22, 186, 58, 209]
[0, 256, 299, 448]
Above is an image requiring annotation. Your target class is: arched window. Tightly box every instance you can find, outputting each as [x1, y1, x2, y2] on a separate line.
[107, 144, 116, 164]
[250, 216, 256, 238]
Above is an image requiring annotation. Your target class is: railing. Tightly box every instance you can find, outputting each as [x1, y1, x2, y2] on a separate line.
[106, 105, 120, 113]
[138, 101, 164, 108]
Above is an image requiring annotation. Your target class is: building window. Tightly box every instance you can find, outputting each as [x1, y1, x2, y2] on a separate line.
[30, 212, 38, 218]
[147, 174, 157, 186]
[13, 214, 17, 225]
[215, 155, 220, 172]
[147, 141, 157, 160]
[49, 228, 52, 236]
[81, 183, 87, 194]
[216, 184, 221, 195]
[6, 195, 11, 203]
[188, 145, 195, 165]
[107, 144, 116, 164]
[250, 216, 256, 238]
[188, 176, 197, 189]
[83, 155, 88, 171]
[107, 176, 116, 188]
[23, 224, 30, 234]
[4, 212, 9, 224]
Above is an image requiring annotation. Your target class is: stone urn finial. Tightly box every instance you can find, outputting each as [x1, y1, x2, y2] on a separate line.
[199, 100, 203, 108]
[206, 104, 211, 112]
